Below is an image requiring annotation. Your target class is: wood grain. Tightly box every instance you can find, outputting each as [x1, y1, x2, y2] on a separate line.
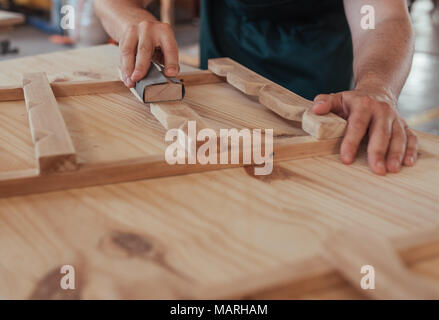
[321, 228, 439, 299]
[259, 85, 312, 122]
[0, 46, 439, 300]
[22, 73, 77, 174]
[302, 109, 347, 140]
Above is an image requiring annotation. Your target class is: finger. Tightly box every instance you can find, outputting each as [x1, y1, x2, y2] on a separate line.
[131, 25, 154, 83]
[404, 128, 418, 167]
[367, 111, 394, 175]
[120, 26, 138, 87]
[313, 93, 344, 116]
[157, 24, 179, 76]
[340, 109, 372, 164]
[152, 47, 165, 65]
[386, 119, 407, 173]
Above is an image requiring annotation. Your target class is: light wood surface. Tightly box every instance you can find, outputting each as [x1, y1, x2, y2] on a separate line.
[22, 72, 77, 173]
[321, 228, 439, 299]
[0, 45, 439, 299]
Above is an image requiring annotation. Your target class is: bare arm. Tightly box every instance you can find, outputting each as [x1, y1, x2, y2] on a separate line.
[94, 0, 179, 87]
[346, 0, 414, 100]
[313, 0, 417, 175]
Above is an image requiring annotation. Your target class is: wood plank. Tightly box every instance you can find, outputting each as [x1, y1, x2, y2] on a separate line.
[321, 228, 439, 299]
[22, 73, 77, 174]
[150, 101, 209, 154]
[0, 71, 222, 102]
[259, 85, 312, 122]
[0, 85, 24, 101]
[208, 58, 347, 139]
[0, 136, 341, 198]
[51, 80, 127, 97]
[178, 70, 224, 86]
[150, 100, 209, 133]
[302, 109, 347, 140]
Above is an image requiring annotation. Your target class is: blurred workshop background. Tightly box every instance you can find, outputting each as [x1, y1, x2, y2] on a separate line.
[0, 0, 438, 134]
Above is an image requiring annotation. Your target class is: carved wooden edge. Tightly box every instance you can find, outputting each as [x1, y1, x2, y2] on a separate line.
[0, 135, 341, 198]
[208, 58, 347, 140]
[0, 71, 224, 102]
[22, 72, 77, 174]
[191, 227, 439, 300]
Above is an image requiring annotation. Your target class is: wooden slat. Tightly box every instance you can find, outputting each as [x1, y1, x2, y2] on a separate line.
[51, 80, 127, 97]
[0, 71, 223, 102]
[22, 73, 77, 174]
[178, 70, 224, 86]
[0, 136, 341, 198]
[0, 85, 24, 101]
[302, 109, 347, 140]
[259, 85, 313, 122]
[208, 58, 347, 139]
[150, 101, 209, 154]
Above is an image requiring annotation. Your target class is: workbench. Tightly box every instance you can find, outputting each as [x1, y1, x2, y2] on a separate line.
[1, 45, 439, 300]
[0, 10, 24, 55]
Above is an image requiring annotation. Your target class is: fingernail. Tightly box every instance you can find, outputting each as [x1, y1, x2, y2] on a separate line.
[377, 161, 386, 174]
[342, 153, 354, 164]
[131, 70, 142, 81]
[313, 100, 324, 107]
[391, 159, 401, 171]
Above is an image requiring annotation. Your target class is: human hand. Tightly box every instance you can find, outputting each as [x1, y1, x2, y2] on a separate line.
[313, 89, 418, 175]
[119, 20, 179, 88]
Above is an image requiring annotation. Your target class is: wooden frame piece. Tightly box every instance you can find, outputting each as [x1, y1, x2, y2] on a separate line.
[0, 61, 344, 197]
[22, 72, 77, 174]
[0, 136, 341, 198]
[0, 71, 223, 103]
[208, 58, 347, 140]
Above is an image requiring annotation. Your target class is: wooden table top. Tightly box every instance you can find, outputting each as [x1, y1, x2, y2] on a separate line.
[1, 45, 439, 300]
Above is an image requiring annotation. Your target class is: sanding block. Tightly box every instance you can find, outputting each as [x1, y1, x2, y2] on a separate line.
[131, 62, 185, 103]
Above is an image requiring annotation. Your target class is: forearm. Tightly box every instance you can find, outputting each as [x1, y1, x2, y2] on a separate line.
[352, 17, 414, 103]
[94, 0, 157, 42]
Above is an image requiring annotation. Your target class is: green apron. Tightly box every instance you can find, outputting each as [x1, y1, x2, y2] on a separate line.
[200, 0, 353, 100]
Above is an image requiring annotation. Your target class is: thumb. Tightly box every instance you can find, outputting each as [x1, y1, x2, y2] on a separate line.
[313, 93, 343, 115]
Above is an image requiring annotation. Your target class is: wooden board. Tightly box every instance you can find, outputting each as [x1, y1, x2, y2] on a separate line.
[22, 73, 77, 173]
[0, 45, 439, 300]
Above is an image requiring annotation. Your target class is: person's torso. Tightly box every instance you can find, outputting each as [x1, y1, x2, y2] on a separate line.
[200, 0, 353, 100]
